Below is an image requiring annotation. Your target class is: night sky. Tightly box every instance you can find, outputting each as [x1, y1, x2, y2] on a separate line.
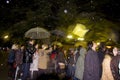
[0, 0, 120, 27]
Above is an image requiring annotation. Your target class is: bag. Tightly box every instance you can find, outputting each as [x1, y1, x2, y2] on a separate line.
[58, 62, 65, 69]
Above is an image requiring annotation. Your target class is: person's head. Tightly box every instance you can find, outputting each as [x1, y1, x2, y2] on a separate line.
[68, 48, 75, 55]
[105, 47, 114, 57]
[29, 39, 35, 45]
[52, 44, 58, 50]
[20, 45, 25, 50]
[87, 41, 97, 51]
[76, 45, 82, 52]
[63, 49, 67, 54]
[98, 42, 106, 52]
[113, 46, 118, 56]
[35, 44, 39, 49]
[105, 46, 118, 56]
[80, 47, 87, 56]
[11, 44, 19, 50]
[42, 44, 48, 50]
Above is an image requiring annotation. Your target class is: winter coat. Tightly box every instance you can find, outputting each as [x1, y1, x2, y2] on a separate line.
[97, 50, 105, 78]
[23, 43, 36, 63]
[56, 51, 66, 63]
[75, 47, 86, 80]
[101, 54, 114, 80]
[38, 48, 52, 69]
[83, 49, 100, 80]
[15, 49, 23, 65]
[111, 55, 120, 80]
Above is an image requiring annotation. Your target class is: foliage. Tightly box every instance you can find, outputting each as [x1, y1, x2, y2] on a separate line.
[0, 0, 120, 45]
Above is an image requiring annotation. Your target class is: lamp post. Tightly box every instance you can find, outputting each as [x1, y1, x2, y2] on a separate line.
[4, 35, 9, 39]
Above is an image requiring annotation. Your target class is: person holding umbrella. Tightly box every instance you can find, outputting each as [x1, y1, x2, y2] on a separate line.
[22, 39, 36, 80]
[30, 43, 39, 80]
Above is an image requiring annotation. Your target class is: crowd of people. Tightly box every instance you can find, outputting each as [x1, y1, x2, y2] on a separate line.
[7, 39, 120, 80]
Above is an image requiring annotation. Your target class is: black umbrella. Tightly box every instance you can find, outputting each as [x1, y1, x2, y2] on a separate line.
[51, 29, 66, 41]
[51, 29, 66, 37]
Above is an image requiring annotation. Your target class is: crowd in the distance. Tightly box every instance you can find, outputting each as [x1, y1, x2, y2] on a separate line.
[7, 39, 120, 80]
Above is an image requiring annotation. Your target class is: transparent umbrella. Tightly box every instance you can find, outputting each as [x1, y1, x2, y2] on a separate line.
[25, 27, 50, 39]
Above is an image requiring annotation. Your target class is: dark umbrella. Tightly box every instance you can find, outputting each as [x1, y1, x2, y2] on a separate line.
[25, 27, 50, 39]
[51, 29, 66, 41]
[51, 29, 66, 37]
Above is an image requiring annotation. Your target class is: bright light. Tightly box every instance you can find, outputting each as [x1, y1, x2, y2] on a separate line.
[77, 38, 84, 41]
[64, 9, 68, 13]
[6, 0, 10, 4]
[72, 24, 89, 37]
[97, 42, 100, 45]
[106, 46, 112, 48]
[67, 35, 73, 39]
[4, 35, 9, 39]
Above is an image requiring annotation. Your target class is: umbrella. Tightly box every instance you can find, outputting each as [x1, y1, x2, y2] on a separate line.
[25, 27, 50, 39]
[51, 29, 66, 37]
[51, 29, 66, 41]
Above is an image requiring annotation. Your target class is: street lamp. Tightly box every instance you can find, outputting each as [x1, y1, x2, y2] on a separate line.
[4, 35, 9, 39]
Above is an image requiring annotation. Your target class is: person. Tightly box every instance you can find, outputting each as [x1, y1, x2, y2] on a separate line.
[49, 45, 59, 72]
[66, 48, 76, 79]
[38, 44, 52, 77]
[30, 43, 39, 80]
[110, 47, 120, 80]
[22, 39, 36, 80]
[56, 47, 66, 75]
[8, 44, 18, 80]
[14, 44, 24, 80]
[101, 47, 114, 80]
[75, 47, 87, 80]
[75, 45, 82, 62]
[97, 42, 106, 78]
[83, 41, 100, 80]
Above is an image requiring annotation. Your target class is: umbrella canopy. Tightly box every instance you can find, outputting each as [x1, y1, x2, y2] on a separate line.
[25, 27, 50, 39]
[51, 29, 66, 37]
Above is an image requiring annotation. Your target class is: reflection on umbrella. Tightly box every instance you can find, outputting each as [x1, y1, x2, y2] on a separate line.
[25, 27, 50, 39]
[51, 29, 66, 37]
